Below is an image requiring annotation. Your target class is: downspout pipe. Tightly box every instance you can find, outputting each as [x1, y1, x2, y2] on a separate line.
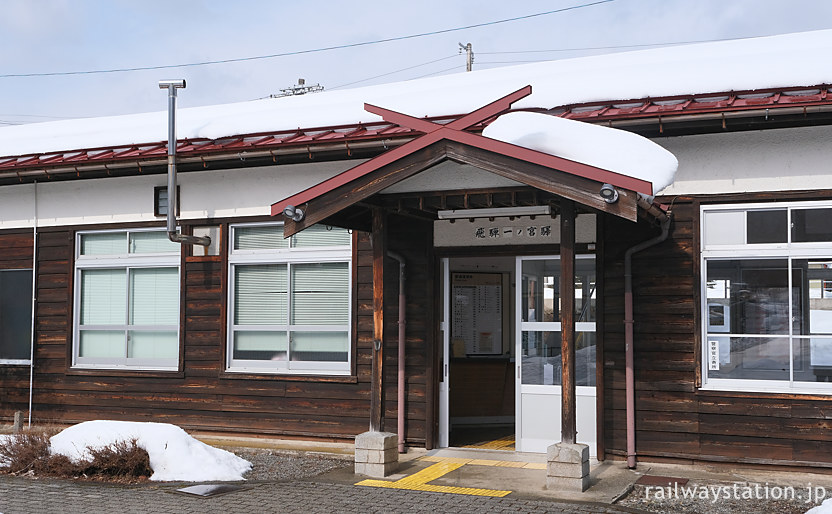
[159, 79, 210, 247]
[624, 213, 671, 469]
[27, 181, 37, 428]
[388, 251, 407, 453]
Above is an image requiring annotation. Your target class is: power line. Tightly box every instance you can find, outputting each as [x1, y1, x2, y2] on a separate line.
[477, 35, 766, 55]
[0, 0, 614, 79]
[329, 55, 458, 90]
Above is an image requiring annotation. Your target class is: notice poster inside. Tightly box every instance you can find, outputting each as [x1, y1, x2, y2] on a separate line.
[451, 273, 503, 355]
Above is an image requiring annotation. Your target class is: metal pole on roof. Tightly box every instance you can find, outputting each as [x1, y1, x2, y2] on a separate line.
[459, 43, 473, 72]
[158, 79, 210, 247]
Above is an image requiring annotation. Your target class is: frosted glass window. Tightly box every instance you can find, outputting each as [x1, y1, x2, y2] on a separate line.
[81, 232, 126, 256]
[130, 268, 179, 325]
[291, 263, 349, 325]
[128, 331, 178, 359]
[233, 331, 288, 361]
[130, 231, 179, 254]
[79, 330, 124, 358]
[292, 225, 350, 248]
[234, 265, 287, 324]
[703, 211, 744, 247]
[80, 269, 126, 325]
[234, 226, 288, 251]
[291, 332, 348, 362]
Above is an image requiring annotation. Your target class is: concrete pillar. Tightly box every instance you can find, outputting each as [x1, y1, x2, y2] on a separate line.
[546, 441, 590, 492]
[354, 431, 398, 477]
[12, 411, 23, 433]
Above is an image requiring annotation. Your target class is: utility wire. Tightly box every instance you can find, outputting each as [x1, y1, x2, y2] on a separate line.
[0, 0, 614, 79]
[329, 54, 458, 90]
[477, 35, 765, 55]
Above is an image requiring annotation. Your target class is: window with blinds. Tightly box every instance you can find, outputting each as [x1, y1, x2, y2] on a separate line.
[228, 223, 352, 374]
[74, 229, 180, 370]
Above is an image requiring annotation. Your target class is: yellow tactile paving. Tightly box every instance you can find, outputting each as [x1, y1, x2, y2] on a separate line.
[462, 434, 516, 450]
[356, 461, 512, 497]
[421, 455, 545, 470]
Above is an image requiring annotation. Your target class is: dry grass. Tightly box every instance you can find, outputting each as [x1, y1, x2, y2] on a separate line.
[0, 428, 151, 481]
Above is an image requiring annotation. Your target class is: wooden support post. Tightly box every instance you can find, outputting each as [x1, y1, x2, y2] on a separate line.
[370, 207, 387, 432]
[560, 199, 576, 445]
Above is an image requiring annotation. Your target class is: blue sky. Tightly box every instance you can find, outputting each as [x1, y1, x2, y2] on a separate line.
[2, 0, 831, 126]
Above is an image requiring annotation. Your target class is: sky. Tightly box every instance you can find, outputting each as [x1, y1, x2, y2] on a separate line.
[1, 0, 832, 127]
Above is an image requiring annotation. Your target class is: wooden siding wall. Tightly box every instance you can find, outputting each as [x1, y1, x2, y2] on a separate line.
[602, 200, 832, 468]
[0, 230, 35, 421]
[0, 220, 431, 445]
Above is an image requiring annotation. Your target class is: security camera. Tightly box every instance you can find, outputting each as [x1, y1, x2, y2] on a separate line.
[599, 183, 619, 204]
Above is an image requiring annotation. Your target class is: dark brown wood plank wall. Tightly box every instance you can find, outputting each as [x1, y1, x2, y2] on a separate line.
[18, 223, 412, 443]
[602, 199, 832, 468]
[0, 230, 35, 421]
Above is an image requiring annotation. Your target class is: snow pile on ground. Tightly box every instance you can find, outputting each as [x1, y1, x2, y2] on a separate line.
[49, 420, 251, 482]
[806, 498, 832, 513]
[483, 111, 678, 194]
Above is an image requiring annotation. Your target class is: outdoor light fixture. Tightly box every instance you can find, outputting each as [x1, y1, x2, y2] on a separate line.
[599, 183, 619, 204]
[282, 205, 305, 222]
[437, 205, 551, 220]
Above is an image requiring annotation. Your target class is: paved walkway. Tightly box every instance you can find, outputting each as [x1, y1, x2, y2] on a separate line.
[0, 475, 641, 514]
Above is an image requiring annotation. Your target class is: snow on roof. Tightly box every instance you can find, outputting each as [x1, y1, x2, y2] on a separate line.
[483, 111, 678, 194]
[49, 420, 251, 482]
[1, 29, 831, 158]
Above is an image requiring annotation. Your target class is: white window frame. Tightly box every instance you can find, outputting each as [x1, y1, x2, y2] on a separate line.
[227, 222, 352, 375]
[73, 228, 181, 371]
[700, 200, 832, 394]
[0, 268, 34, 365]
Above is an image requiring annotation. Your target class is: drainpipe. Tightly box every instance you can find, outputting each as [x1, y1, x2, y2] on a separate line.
[388, 251, 406, 453]
[158, 79, 210, 247]
[624, 212, 671, 469]
[27, 181, 37, 428]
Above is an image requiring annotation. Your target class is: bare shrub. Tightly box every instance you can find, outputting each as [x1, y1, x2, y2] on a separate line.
[81, 439, 151, 478]
[0, 430, 150, 481]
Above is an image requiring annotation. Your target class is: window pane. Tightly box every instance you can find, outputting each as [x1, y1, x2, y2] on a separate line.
[290, 331, 348, 362]
[706, 259, 796, 335]
[746, 209, 787, 244]
[521, 331, 560, 385]
[798, 259, 832, 335]
[128, 331, 178, 359]
[80, 232, 126, 255]
[234, 265, 287, 324]
[233, 331, 287, 360]
[795, 337, 832, 382]
[0, 270, 33, 360]
[80, 269, 126, 325]
[703, 210, 744, 246]
[79, 330, 124, 358]
[792, 209, 832, 243]
[706, 336, 790, 381]
[291, 263, 349, 325]
[130, 268, 179, 325]
[234, 226, 288, 251]
[129, 231, 179, 254]
[521, 260, 559, 322]
[291, 225, 350, 248]
[576, 332, 596, 387]
[575, 259, 596, 322]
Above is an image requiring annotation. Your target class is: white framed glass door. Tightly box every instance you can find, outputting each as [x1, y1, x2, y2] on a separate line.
[515, 255, 597, 454]
[439, 257, 450, 448]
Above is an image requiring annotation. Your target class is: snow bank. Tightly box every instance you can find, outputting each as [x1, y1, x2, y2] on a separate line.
[1, 29, 831, 157]
[483, 111, 678, 194]
[806, 498, 832, 514]
[49, 420, 251, 482]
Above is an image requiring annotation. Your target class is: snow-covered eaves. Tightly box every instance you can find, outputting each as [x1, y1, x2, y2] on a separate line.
[1, 30, 832, 173]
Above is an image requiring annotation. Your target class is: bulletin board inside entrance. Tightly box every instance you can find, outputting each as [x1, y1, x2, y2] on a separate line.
[451, 272, 506, 356]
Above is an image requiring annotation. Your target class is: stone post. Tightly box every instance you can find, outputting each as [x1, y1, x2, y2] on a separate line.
[12, 411, 23, 433]
[546, 441, 590, 492]
[354, 431, 398, 477]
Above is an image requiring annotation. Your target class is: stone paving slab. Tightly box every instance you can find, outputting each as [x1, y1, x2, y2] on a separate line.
[0, 475, 644, 514]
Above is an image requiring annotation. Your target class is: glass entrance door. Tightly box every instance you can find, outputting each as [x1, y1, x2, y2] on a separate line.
[515, 255, 597, 453]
